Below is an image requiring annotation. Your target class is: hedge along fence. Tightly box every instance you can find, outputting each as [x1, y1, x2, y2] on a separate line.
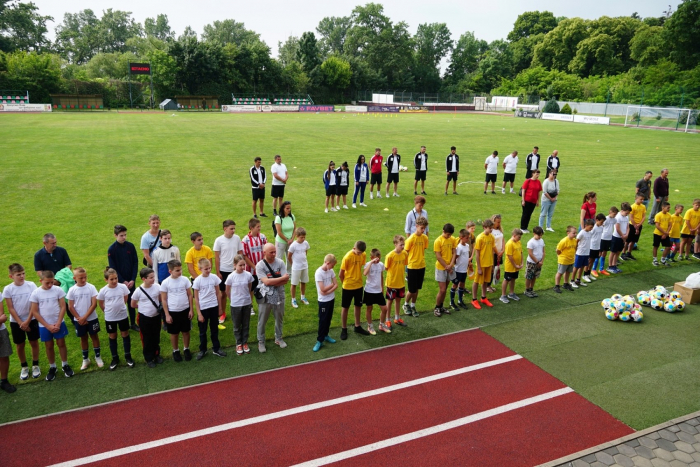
[61, 79, 147, 108]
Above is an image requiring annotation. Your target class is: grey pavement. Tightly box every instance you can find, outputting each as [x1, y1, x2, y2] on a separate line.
[542, 411, 700, 467]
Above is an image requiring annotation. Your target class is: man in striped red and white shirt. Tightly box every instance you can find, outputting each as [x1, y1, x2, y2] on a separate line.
[242, 218, 268, 313]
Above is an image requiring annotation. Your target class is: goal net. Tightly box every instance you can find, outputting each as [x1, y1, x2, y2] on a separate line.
[624, 106, 698, 133]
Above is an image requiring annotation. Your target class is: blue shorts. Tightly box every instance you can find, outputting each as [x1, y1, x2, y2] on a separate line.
[574, 254, 589, 269]
[670, 237, 680, 245]
[39, 322, 69, 342]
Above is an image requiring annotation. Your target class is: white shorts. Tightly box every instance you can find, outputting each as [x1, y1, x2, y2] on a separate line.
[291, 268, 309, 286]
[435, 269, 457, 283]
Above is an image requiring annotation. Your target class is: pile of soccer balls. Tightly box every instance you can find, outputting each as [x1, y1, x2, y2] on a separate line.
[601, 294, 644, 322]
[636, 286, 685, 313]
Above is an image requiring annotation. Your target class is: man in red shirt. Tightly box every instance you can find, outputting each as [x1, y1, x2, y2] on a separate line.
[369, 148, 384, 200]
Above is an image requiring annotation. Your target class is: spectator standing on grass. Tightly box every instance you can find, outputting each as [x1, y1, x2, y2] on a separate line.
[270, 155, 288, 217]
[256, 243, 289, 353]
[34, 233, 72, 280]
[580, 192, 597, 232]
[352, 155, 369, 208]
[250, 157, 267, 219]
[140, 215, 161, 268]
[546, 150, 560, 177]
[107, 225, 140, 332]
[647, 169, 669, 226]
[274, 201, 296, 266]
[525, 146, 540, 179]
[539, 170, 559, 232]
[336, 161, 350, 209]
[445, 146, 460, 195]
[483, 151, 499, 195]
[369, 148, 383, 199]
[501, 151, 518, 194]
[405, 196, 429, 237]
[413, 146, 428, 195]
[635, 171, 653, 209]
[520, 170, 542, 234]
[384, 147, 401, 197]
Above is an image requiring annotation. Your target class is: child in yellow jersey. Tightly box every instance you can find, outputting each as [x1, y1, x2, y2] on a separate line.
[500, 229, 523, 303]
[185, 232, 214, 281]
[339, 241, 367, 340]
[680, 199, 700, 260]
[384, 235, 408, 328]
[665, 204, 684, 262]
[653, 202, 672, 266]
[403, 216, 429, 318]
[624, 194, 647, 258]
[471, 219, 495, 309]
[433, 224, 457, 317]
[554, 226, 577, 293]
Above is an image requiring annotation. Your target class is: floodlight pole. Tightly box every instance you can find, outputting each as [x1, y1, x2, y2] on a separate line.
[128, 61, 133, 109]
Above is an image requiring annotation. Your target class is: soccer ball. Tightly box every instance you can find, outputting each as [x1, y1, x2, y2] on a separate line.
[669, 291, 681, 301]
[605, 308, 619, 320]
[653, 285, 667, 293]
[632, 303, 642, 312]
[664, 301, 677, 313]
[619, 311, 632, 321]
[650, 298, 664, 311]
[652, 289, 667, 301]
[611, 294, 623, 302]
[622, 296, 635, 310]
[672, 299, 685, 311]
[399, 165, 408, 172]
[631, 309, 644, 322]
[612, 301, 626, 313]
[638, 293, 652, 307]
[636, 291, 649, 303]
[601, 298, 613, 309]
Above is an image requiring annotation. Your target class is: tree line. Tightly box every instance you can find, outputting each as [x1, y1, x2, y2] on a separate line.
[0, 0, 698, 107]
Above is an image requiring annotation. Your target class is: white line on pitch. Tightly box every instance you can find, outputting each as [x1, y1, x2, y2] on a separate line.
[291, 387, 575, 467]
[49, 354, 522, 467]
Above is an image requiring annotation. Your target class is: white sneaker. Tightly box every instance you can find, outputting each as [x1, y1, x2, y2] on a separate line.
[385, 193, 389, 198]
[95, 356, 104, 368]
[570, 281, 579, 289]
[335, 206, 341, 211]
[521, 229, 530, 234]
[546, 227, 555, 232]
[352, 203, 357, 208]
[330, 207, 337, 212]
[325, 208, 329, 213]
[80, 358, 90, 370]
[510, 189, 515, 194]
[32, 365, 41, 378]
[251, 308, 256, 315]
[20, 366, 29, 380]
[360, 202, 367, 207]
[370, 193, 374, 200]
[582, 276, 591, 283]
[377, 193, 382, 198]
[343, 205, 348, 209]
[393, 193, 399, 197]
[501, 189, 506, 194]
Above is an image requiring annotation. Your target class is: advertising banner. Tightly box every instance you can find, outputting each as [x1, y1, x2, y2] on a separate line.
[221, 105, 260, 112]
[129, 63, 151, 75]
[399, 106, 428, 113]
[541, 113, 574, 122]
[261, 105, 299, 112]
[0, 103, 52, 112]
[367, 105, 400, 113]
[345, 105, 368, 113]
[573, 115, 610, 125]
[515, 109, 541, 118]
[299, 105, 335, 112]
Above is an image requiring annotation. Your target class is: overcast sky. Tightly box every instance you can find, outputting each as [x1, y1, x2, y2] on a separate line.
[33, 0, 672, 58]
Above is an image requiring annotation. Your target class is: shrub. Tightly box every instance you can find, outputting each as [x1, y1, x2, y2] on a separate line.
[560, 103, 572, 114]
[542, 99, 560, 113]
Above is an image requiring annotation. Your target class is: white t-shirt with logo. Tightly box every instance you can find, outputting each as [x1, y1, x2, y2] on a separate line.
[66, 283, 99, 321]
[97, 284, 129, 322]
[503, 154, 519, 173]
[225, 270, 253, 307]
[364, 261, 385, 294]
[29, 286, 65, 327]
[527, 238, 545, 263]
[315, 267, 336, 302]
[455, 243, 471, 273]
[160, 276, 192, 312]
[287, 240, 310, 271]
[213, 234, 243, 273]
[485, 155, 499, 174]
[612, 213, 629, 238]
[192, 274, 222, 310]
[132, 284, 161, 318]
[271, 162, 288, 186]
[3, 281, 38, 322]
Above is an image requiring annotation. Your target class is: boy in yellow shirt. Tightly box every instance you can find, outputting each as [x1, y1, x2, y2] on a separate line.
[185, 232, 214, 281]
[653, 202, 672, 266]
[471, 219, 495, 309]
[665, 204, 684, 262]
[554, 226, 577, 293]
[680, 199, 700, 260]
[433, 223, 457, 317]
[339, 241, 368, 340]
[624, 193, 647, 259]
[384, 235, 408, 329]
[500, 229, 523, 303]
[403, 217, 429, 317]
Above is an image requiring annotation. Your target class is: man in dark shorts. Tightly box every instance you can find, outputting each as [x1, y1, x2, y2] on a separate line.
[369, 148, 383, 199]
[250, 157, 267, 218]
[413, 146, 428, 195]
[270, 154, 288, 216]
[384, 147, 401, 197]
[445, 146, 459, 195]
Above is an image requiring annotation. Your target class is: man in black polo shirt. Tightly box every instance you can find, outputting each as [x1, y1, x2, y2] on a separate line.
[635, 171, 653, 209]
[34, 233, 73, 324]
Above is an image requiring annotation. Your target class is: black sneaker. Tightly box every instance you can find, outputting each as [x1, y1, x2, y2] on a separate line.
[273, 209, 278, 216]
[109, 357, 119, 371]
[62, 364, 74, 378]
[353, 325, 370, 336]
[0, 380, 17, 393]
[183, 349, 192, 361]
[156, 355, 164, 364]
[212, 349, 227, 357]
[196, 350, 206, 361]
[554, 285, 562, 294]
[172, 351, 183, 362]
[457, 301, 468, 309]
[259, 213, 267, 218]
[46, 367, 57, 381]
[421, 191, 426, 195]
[414, 191, 418, 195]
[441, 307, 451, 315]
[450, 303, 460, 311]
[147, 361, 156, 368]
[130, 324, 140, 332]
[627, 253, 637, 261]
[340, 328, 348, 340]
[125, 355, 135, 368]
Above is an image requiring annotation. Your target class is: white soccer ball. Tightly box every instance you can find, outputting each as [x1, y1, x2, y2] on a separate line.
[669, 291, 681, 301]
[664, 301, 677, 313]
[622, 296, 635, 310]
[631, 309, 644, 322]
[605, 308, 618, 320]
[601, 298, 613, 309]
[619, 311, 632, 322]
[673, 299, 685, 311]
[650, 298, 664, 311]
[399, 165, 408, 172]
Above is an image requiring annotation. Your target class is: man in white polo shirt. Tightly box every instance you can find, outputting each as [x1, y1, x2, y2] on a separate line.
[270, 154, 288, 216]
[484, 151, 499, 195]
[501, 150, 519, 194]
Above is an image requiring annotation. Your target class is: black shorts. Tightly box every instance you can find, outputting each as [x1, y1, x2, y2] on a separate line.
[415, 170, 427, 181]
[599, 239, 611, 252]
[75, 318, 100, 337]
[452, 272, 467, 285]
[167, 309, 192, 334]
[503, 173, 516, 183]
[337, 185, 349, 196]
[363, 291, 386, 307]
[370, 173, 382, 185]
[219, 270, 231, 292]
[10, 320, 40, 344]
[252, 188, 265, 201]
[504, 271, 519, 281]
[325, 185, 338, 197]
[407, 268, 426, 294]
[653, 234, 671, 248]
[105, 317, 130, 334]
[485, 173, 497, 183]
[610, 237, 625, 253]
[588, 249, 600, 261]
[447, 172, 458, 181]
[387, 172, 399, 184]
[271, 185, 285, 198]
[341, 288, 363, 309]
[626, 226, 642, 244]
[681, 233, 695, 239]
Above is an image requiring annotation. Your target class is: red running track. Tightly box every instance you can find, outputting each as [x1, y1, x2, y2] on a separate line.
[0, 329, 633, 467]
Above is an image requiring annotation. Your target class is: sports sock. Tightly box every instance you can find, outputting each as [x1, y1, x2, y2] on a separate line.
[49, 363, 56, 369]
[32, 360, 39, 366]
[82, 349, 88, 359]
[458, 288, 465, 302]
[592, 257, 599, 270]
[61, 360, 68, 367]
[600, 257, 606, 270]
[21, 362, 28, 368]
[94, 347, 101, 358]
[122, 335, 131, 355]
[109, 337, 118, 358]
[449, 288, 456, 303]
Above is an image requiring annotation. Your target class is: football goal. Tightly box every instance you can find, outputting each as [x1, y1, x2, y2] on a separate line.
[624, 106, 698, 133]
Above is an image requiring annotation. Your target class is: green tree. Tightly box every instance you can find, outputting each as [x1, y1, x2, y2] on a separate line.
[144, 14, 173, 42]
[98, 9, 143, 54]
[476, 40, 514, 92]
[532, 17, 588, 72]
[55, 9, 101, 63]
[663, 0, 700, 69]
[0, 1, 53, 52]
[0, 50, 62, 101]
[569, 34, 620, 76]
[321, 55, 351, 90]
[297, 31, 321, 73]
[316, 16, 350, 57]
[84, 51, 137, 79]
[542, 98, 559, 113]
[278, 35, 299, 67]
[507, 11, 558, 41]
[280, 60, 309, 93]
[444, 31, 488, 88]
[560, 103, 572, 114]
[201, 19, 261, 46]
[630, 24, 666, 67]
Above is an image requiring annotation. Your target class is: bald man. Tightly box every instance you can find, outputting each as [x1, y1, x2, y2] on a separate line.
[546, 150, 560, 177]
[255, 243, 289, 353]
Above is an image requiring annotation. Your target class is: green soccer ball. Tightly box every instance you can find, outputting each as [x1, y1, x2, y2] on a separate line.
[619, 311, 632, 321]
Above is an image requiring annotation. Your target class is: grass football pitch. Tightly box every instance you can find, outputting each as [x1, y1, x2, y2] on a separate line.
[0, 111, 698, 427]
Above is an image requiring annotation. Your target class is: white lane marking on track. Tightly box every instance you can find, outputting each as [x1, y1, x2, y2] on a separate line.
[48, 354, 523, 467]
[291, 387, 575, 467]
